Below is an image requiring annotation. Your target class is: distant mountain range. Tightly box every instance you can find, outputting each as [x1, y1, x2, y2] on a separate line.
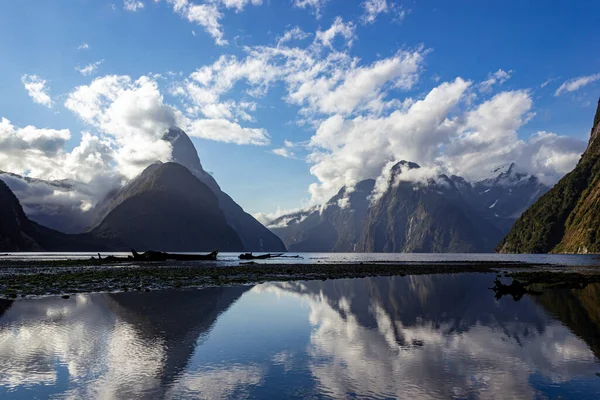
[0, 128, 285, 252]
[271, 160, 549, 253]
[498, 98, 600, 254]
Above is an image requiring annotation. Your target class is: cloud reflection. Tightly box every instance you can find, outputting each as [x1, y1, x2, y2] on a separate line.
[257, 275, 599, 399]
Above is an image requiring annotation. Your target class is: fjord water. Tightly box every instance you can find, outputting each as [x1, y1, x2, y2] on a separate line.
[1, 274, 599, 399]
[3, 252, 600, 267]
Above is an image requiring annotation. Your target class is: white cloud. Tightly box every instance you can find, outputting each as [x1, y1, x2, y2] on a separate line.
[361, 0, 388, 24]
[314, 17, 356, 49]
[479, 69, 513, 92]
[77, 43, 89, 50]
[555, 73, 600, 96]
[288, 49, 423, 116]
[292, 0, 329, 18]
[218, 0, 263, 12]
[21, 75, 53, 108]
[75, 60, 105, 76]
[185, 118, 269, 145]
[306, 78, 470, 202]
[272, 148, 295, 158]
[257, 277, 597, 400]
[278, 27, 311, 47]
[123, 0, 144, 11]
[306, 83, 586, 203]
[163, 0, 262, 45]
[64, 74, 270, 177]
[65, 75, 179, 178]
[361, 0, 407, 24]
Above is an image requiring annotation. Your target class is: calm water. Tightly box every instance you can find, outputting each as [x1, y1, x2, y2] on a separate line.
[1, 274, 600, 399]
[3, 252, 600, 267]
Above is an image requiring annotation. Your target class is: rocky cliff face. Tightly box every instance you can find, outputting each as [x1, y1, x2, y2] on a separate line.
[358, 162, 501, 253]
[498, 98, 600, 253]
[91, 162, 244, 252]
[272, 160, 547, 253]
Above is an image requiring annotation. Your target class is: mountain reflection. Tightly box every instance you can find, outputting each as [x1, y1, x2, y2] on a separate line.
[0, 287, 249, 399]
[0, 275, 599, 399]
[256, 274, 600, 399]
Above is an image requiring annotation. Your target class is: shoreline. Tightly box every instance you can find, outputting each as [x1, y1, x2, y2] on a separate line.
[1, 260, 600, 299]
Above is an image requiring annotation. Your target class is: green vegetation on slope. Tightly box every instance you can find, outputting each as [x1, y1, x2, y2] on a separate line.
[498, 98, 600, 253]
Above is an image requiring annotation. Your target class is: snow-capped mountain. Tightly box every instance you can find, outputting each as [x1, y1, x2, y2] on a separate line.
[270, 161, 550, 253]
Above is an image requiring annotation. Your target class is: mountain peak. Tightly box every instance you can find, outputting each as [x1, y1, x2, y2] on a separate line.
[162, 127, 204, 175]
[391, 160, 420, 176]
[491, 163, 516, 176]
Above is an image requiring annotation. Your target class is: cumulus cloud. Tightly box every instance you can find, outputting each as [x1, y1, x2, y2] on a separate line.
[555, 73, 600, 96]
[65, 75, 180, 178]
[75, 60, 104, 76]
[0, 119, 118, 225]
[64, 74, 270, 177]
[77, 43, 89, 50]
[307, 84, 586, 203]
[21, 74, 53, 108]
[0, 118, 70, 177]
[307, 78, 470, 202]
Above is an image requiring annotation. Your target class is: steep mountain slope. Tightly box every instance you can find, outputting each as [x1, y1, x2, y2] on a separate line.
[0, 179, 114, 251]
[271, 179, 375, 252]
[92, 128, 285, 252]
[91, 162, 244, 252]
[358, 162, 501, 253]
[498, 99, 600, 253]
[163, 128, 286, 252]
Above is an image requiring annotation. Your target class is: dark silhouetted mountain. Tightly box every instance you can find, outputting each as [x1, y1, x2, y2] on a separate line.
[0, 179, 116, 251]
[162, 128, 285, 252]
[91, 128, 285, 251]
[90, 162, 244, 252]
[498, 98, 600, 253]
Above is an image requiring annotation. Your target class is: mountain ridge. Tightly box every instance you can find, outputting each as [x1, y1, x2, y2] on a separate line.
[271, 160, 545, 253]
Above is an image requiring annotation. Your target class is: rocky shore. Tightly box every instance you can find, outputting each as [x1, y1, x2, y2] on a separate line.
[1, 258, 600, 299]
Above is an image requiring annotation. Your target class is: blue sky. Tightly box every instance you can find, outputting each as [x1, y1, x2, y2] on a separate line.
[1, 0, 600, 218]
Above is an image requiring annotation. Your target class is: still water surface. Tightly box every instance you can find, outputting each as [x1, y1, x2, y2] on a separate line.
[0, 273, 599, 399]
[3, 252, 600, 267]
